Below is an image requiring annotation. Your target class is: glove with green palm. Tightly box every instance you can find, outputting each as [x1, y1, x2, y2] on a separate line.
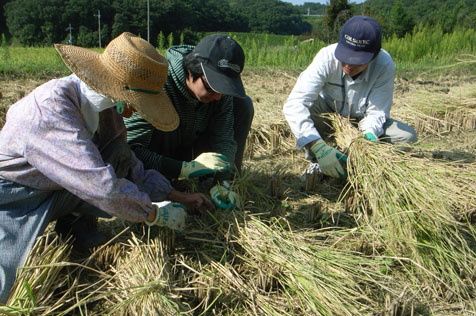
[180, 152, 230, 178]
[146, 201, 187, 233]
[363, 130, 378, 141]
[210, 184, 241, 210]
[310, 139, 347, 179]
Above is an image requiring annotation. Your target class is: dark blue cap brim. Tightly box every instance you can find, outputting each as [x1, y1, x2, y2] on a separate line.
[335, 42, 377, 65]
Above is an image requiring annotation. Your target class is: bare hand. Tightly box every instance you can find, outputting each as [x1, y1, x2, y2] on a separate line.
[167, 190, 215, 214]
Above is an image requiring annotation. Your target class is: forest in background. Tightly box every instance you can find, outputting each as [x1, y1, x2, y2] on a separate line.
[0, 0, 476, 48]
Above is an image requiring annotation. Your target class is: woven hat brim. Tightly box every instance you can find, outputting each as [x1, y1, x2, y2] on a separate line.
[55, 43, 179, 132]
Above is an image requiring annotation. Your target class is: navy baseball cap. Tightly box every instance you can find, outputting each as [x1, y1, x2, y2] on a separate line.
[335, 16, 382, 65]
[192, 34, 246, 98]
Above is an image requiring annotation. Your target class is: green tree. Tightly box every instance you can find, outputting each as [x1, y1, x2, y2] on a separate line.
[111, 0, 146, 39]
[323, 0, 352, 43]
[76, 25, 96, 47]
[5, 0, 65, 45]
[363, 0, 476, 35]
[186, 0, 247, 33]
[157, 31, 165, 50]
[63, 0, 114, 45]
[234, 0, 311, 35]
[0, 0, 10, 38]
[390, 0, 414, 37]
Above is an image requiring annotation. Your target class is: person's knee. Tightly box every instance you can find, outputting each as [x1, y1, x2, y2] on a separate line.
[383, 120, 418, 144]
[404, 130, 418, 144]
[243, 96, 254, 119]
[234, 96, 254, 126]
[394, 126, 418, 144]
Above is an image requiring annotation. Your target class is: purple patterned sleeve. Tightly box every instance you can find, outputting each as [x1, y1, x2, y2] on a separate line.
[0, 77, 167, 222]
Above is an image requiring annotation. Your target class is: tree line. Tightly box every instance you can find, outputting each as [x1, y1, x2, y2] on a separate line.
[360, 0, 476, 37]
[1, 0, 311, 47]
[1, 0, 476, 48]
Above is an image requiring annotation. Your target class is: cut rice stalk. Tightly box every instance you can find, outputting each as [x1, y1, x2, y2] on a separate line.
[331, 115, 476, 300]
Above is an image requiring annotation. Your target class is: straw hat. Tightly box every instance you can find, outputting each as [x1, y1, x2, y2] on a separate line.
[55, 32, 179, 131]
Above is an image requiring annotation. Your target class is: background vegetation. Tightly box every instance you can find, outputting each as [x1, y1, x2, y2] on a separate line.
[1, 0, 476, 315]
[2, 0, 476, 49]
[2, 25, 476, 76]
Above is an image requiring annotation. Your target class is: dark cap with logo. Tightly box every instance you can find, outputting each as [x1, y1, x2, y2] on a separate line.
[192, 34, 246, 98]
[335, 16, 382, 66]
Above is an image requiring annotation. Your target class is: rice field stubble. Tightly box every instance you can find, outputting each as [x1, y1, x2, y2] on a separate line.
[1, 68, 476, 315]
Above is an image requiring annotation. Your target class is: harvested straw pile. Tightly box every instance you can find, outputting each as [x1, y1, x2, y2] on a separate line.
[0, 234, 74, 315]
[332, 115, 476, 304]
[103, 232, 187, 316]
[179, 213, 396, 316]
[4, 70, 476, 315]
[393, 81, 476, 137]
[231, 216, 393, 315]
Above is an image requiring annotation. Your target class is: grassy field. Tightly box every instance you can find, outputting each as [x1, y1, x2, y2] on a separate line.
[1, 42, 476, 314]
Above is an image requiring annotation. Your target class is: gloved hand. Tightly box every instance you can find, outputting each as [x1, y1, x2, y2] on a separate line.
[180, 152, 230, 178]
[311, 139, 347, 179]
[145, 201, 187, 233]
[363, 130, 378, 141]
[210, 185, 241, 210]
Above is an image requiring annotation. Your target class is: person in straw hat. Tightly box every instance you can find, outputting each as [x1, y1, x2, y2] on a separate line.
[0, 32, 214, 303]
[283, 16, 417, 180]
[125, 34, 254, 210]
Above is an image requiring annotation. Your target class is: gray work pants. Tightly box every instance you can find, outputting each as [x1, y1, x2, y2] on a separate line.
[306, 96, 418, 161]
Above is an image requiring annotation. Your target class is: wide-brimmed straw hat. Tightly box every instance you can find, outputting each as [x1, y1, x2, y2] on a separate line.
[55, 32, 178, 131]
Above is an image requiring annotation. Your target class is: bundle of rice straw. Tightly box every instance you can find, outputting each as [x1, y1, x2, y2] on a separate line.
[104, 232, 188, 316]
[0, 234, 74, 316]
[331, 114, 476, 301]
[230, 216, 393, 315]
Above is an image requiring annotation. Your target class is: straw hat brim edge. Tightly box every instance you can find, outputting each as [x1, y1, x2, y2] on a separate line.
[54, 43, 179, 132]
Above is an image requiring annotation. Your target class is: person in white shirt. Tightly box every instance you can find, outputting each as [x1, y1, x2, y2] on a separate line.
[283, 16, 417, 179]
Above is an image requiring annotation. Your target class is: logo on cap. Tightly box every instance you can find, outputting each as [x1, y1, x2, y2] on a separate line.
[344, 34, 371, 48]
[217, 59, 241, 73]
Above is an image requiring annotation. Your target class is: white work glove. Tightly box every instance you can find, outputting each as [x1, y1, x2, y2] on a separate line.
[210, 184, 241, 210]
[311, 139, 347, 179]
[145, 201, 187, 233]
[180, 152, 231, 178]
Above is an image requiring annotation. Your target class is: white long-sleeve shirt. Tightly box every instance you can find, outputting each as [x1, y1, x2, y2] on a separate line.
[283, 43, 395, 150]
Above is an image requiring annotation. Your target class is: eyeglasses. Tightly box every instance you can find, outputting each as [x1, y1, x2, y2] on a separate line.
[200, 76, 215, 94]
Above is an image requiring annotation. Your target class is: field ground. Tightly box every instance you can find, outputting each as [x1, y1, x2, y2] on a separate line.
[1, 67, 476, 315]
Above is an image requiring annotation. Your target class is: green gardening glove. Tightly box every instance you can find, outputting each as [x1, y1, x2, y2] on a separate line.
[363, 130, 378, 141]
[180, 152, 230, 178]
[311, 139, 348, 179]
[210, 185, 241, 210]
[146, 201, 187, 233]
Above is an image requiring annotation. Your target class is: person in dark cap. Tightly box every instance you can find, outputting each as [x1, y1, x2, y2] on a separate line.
[283, 16, 417, 179]
[0, 32, 214, 303]
[125, 34, 254, 210]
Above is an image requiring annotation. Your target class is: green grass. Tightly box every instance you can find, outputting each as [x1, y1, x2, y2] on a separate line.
[0, 47, 70, 77]
[2, 26, 476, 75]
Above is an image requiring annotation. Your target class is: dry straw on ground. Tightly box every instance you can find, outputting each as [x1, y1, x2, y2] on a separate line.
[332, 114, 476, 305]
[2, 70, 476, 315]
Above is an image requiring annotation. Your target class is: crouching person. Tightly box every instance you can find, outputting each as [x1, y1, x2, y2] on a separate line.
[283, 16, 417, 180]
[0, 32, 214, 303]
